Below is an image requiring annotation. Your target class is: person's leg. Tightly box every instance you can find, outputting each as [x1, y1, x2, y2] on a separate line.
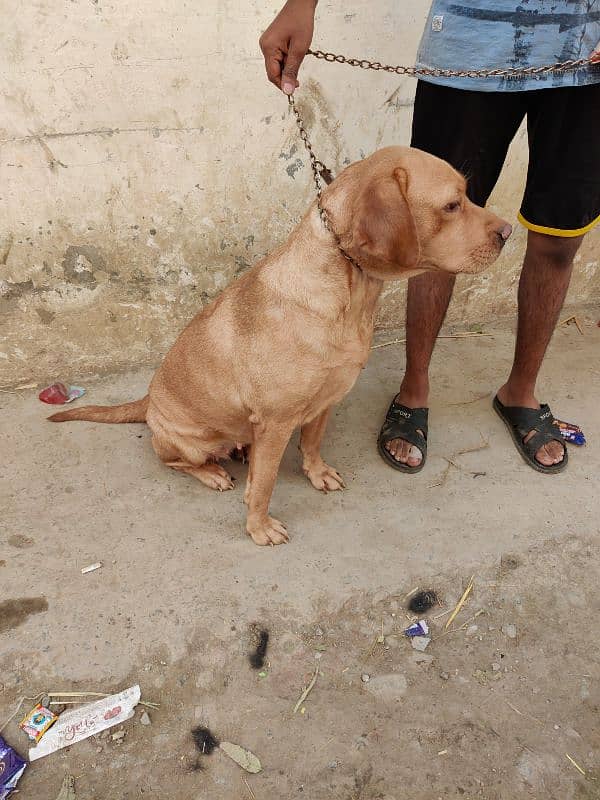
[493, 80, 600, 467]
[385, 81, 527, 467]
[496, 231, 583, 466]
[385, 271, 455, 466]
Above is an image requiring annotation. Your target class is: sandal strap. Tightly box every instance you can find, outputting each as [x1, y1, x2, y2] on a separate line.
[499, 402, 564, 452]
[380, 402, 428, 452]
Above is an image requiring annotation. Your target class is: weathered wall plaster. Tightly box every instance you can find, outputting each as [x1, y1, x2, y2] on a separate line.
[1, 0, 598, 386]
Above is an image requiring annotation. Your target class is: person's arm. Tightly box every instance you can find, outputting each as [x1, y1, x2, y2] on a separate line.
[259, 0, 318, 94]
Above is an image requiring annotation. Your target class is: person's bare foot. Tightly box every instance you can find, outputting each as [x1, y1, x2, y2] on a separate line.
[383, 380, 428, 468]
[496, 384, 565, 466]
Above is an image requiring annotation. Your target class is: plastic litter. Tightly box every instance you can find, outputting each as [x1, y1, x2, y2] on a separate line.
[19, 703, 58, 742]
[29, 685, 140, 761]
[404, 620, 429, 637]
[0, 735, 26, 800]
[81, 563, 103, 575]
[39, 383, 85, 405]
[553, 419, 586, 446]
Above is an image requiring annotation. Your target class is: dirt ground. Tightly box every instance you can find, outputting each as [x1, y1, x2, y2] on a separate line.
[1, 316, 599, 800]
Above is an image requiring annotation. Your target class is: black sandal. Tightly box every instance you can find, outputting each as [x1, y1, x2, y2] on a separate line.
[377, 400, 428, 473]
[493, 395, 568, 474]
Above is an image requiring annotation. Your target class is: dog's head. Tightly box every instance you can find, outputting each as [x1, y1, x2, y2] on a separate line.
[327, 146, 511, 280]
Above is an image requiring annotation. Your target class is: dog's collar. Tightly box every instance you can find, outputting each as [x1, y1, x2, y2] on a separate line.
[316, 203, 364, 274]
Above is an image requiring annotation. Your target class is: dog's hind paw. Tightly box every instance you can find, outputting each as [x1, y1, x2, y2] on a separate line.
[188, 463, 235, 492]
[303, 461, 346, 493]
[247, 516, 289, 546]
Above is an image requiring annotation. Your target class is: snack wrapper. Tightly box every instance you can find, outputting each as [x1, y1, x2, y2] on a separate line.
[553, 419, 586, 446]
[29, 684, 140, 761]
[0, 736, 27, 800]
[39, 382, 85, 405]
[19, 704, 58, 742]
[405, 620, 429, 637]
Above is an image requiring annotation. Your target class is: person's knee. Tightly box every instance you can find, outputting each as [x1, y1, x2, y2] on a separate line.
[526, 230, 584, 269]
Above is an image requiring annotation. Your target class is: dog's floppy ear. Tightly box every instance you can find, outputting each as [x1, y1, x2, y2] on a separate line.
[349, 167, 420, 269]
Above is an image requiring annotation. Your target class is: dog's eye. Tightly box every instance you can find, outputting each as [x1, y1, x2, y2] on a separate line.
[444, 201, 461, 213]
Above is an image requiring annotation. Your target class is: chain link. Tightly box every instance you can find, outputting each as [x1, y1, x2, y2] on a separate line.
[307, 48, 593, 79]
[289, 50, 596, 268]
[288, 94, 364, 271]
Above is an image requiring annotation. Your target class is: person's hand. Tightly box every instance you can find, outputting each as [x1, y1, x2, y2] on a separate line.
[259, 0, 317, 94]
[591, 41, 600, 63]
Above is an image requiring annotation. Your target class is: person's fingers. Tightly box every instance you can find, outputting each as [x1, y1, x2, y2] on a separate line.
[281, 46, 307, 95]
[264, 51, 283, 89]
[590, 45, 600, 63]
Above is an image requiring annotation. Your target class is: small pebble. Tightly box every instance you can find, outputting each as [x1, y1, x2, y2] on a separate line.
[411, 636, 431, 652]
[492, 662, 501, 672]
[440, 671, 450, 681]
[502, 623, 517, 639]
[112, 730, 126, 741]
[140, 711, 151, 726]
[361, 673, 370, 683]
[466, 625, 478, 635]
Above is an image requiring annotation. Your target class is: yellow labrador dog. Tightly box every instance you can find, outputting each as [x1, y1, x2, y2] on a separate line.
[50, 146, 511, 545]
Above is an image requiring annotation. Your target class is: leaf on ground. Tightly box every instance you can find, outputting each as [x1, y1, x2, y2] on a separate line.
[54, 774, 76, 800]
[219, 741, 262, 773]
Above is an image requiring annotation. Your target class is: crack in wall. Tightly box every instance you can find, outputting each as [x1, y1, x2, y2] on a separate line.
[1, 125, 206, 145]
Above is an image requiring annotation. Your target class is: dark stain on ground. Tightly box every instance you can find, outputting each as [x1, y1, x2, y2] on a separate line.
[62, 244, 106, 288]
[0, 597, 48, 634]
[35, 306, 56, 325]
[8, 534, 35, 549]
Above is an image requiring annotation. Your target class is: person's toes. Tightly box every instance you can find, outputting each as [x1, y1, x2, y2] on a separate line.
[385, 439, 398, 458]
[397, 440, 412, 463]
[534, 444, 554, 466]
[545, 440, 565, 464]
[406, 445, 422, 468]
[384, 437, 423, 466]
[532, 441, 564, 466]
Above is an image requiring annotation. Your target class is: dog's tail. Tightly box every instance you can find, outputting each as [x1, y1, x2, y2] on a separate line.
[48, 395, 149, 424]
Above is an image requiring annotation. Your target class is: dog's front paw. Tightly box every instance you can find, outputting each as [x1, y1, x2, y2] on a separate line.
[303, 461, 346, 492]
[246, 516, 289, 546]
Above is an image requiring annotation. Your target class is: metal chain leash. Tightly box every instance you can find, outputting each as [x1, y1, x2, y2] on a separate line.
[307, 48, 594, 79]
[287, 93, 364, 271]
[288, 50, 597, 268]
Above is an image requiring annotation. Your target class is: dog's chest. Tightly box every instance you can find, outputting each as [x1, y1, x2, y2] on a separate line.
[304, 331, 371, 416]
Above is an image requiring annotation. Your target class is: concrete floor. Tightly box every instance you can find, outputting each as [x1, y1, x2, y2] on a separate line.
[1, 319, 599, 799]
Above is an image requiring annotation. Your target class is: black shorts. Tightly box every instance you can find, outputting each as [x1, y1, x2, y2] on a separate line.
[411, 80, 600, 237]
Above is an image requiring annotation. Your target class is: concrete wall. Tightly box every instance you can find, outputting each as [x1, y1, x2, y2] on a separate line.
[1, 0, 598, 386]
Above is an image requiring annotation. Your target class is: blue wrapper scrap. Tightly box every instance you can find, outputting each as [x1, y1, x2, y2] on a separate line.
[405, 620, 429, 637]
[553, 419, 586, 446]
[0, 736, 27, 800]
